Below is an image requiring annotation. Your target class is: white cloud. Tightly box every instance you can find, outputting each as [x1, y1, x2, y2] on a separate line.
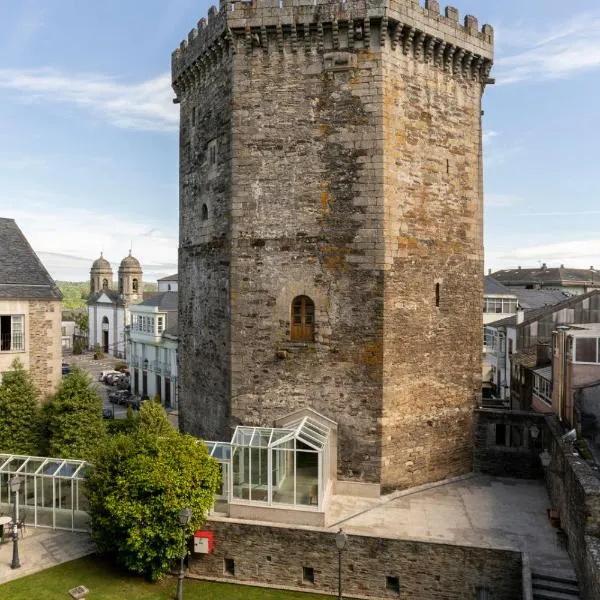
[486, 193, 521, 208]
[0, 198, 178, 281]
[482, 130, 498, 145]
[0, 68, 177, 132]
[495, 12, 600, 84]
[487, 239, 600, 271]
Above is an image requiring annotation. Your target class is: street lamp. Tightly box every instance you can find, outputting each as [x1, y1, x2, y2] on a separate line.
[9, 476, 22, 570]
[335, 528, 348, 600]
[175, 507, 192, 600]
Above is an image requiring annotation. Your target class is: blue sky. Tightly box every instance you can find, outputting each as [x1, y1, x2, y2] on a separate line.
[0, 0, 599, 281]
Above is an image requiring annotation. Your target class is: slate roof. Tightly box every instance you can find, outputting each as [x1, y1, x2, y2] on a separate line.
[486, 289, 600, 330]
[0, 218, 62, 300]
[157, 273, 178, 282]
[87, 289, 126, 307]
[492, 266, 600, 287]
[136, 291, 178, 310]
[515, 289, 572, 309]
[484, 276, 514, 296]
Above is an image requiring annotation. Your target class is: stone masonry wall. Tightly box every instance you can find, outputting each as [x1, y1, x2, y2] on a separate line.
[173, 0, 493, 487]
[227, 18, 386, 483]
[380, 25, 485, 491]
[28, 299, 61, 398]
[473, 409, 600, 598]
[188, 518, 523, 600]
[177, 33, 233, 440]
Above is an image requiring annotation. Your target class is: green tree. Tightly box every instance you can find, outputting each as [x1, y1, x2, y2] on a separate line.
[0, 359, 40, 454]
[85, 402, 220, 581]
[45, 367, 105, 460]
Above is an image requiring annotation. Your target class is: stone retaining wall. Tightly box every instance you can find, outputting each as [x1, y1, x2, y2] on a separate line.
[188, 518, 523, 599]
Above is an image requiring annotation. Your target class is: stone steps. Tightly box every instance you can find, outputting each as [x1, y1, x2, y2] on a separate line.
[532, 572, 579, 600]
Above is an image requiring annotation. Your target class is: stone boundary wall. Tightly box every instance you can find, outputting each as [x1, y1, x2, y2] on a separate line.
[473, 409, 547, 479]
[474, 409, 600, 599]
[188, 517, 523, 599]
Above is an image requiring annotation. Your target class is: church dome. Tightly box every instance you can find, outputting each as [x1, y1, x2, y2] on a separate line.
[91, 253, 112, 271]
[119, 250, 141, 271]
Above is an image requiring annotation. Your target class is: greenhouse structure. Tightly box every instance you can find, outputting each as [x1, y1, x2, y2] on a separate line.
[0, 454, 90, 532]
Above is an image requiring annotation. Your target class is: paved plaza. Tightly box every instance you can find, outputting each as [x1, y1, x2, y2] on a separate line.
[0, 528, 94, 584]
[327, 473, 575, 579]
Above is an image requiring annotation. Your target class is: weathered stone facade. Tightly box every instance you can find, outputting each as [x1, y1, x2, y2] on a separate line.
[174, 0, 493, 490]
[189, 518, 523, 600]
[28, 299, 62, 397]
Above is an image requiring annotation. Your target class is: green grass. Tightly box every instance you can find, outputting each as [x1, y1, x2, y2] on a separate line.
[0, 555, 327, 600]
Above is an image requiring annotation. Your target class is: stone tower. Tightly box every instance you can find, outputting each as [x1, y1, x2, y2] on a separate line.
[118, 251, 143, 304]
[90, 253, 113, 295]
[173, 0, 493, 492]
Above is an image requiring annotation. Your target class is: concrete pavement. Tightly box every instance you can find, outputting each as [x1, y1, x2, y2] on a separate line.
[0, 528, 94, 584]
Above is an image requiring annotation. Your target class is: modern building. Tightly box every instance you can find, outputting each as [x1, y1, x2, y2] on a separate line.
[87, 251, 143, 357]
[551, 323, 600, 431]
[483, 276, 571, 388]
[173, 0, 494, 502]
[485, 290, 600, 410]
[0, 218, 62, 395]
[491, 264, 600, 295]
[127, 291, 178, 407]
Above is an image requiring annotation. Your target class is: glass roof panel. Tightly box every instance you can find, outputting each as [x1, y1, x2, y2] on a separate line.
[23, 458, 46, 474]
[1, 457, 27, 472]
[57, 461, 81, 478]
[40, 460, 64, 477]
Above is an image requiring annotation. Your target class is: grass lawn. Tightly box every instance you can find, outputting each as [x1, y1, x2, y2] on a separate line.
[0, 555, 328, 600]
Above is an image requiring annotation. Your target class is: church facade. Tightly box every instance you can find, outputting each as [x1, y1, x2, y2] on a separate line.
[87, 251, 143, 358]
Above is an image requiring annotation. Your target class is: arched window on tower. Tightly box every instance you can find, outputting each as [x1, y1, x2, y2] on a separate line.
[132, 278, 139, 293]
[291, 295, 315, 342]
[201, 203, 208, 221]
[102, 278, 109, 290]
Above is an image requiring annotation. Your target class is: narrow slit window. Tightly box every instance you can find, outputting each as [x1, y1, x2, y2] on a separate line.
[435, 283, 440, 308]
[201, 204, 208, 221]
[386, 576, 400, 595]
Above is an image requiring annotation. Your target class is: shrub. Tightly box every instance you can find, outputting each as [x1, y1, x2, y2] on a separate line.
[86, 402, 220, 580]
[45, 367, 106, 460]
[0, 359, 41, 454]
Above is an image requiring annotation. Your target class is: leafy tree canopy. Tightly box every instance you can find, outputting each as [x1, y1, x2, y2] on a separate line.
[0, 359, 40, 454]
[85, 402, 220, 581]
[45, 366, 105, 460]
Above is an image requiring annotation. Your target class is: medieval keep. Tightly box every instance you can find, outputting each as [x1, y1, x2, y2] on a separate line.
[173, 0, 494, 496]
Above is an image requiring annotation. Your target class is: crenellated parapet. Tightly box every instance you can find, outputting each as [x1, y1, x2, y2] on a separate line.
[172, 0, 494, 95]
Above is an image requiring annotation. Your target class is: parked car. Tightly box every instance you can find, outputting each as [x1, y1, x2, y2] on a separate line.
[109, 389, 131, 405]
[61, 362, 72, 376]
[106, 372, 126, 386]
[99, 370, 120, 383]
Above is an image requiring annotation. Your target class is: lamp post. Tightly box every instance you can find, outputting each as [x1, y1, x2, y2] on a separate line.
[335, 528, 348, 600]
[9, 476, 22, 570]
[175, 507, 192, 600]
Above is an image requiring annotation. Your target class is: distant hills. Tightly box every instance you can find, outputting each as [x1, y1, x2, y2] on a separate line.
[56, 281, 158, 311]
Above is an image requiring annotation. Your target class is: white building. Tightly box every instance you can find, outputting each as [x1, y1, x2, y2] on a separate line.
[157, 273, 178, 293]
[128, 291, 178, 408]
[87, 251, 143, 358]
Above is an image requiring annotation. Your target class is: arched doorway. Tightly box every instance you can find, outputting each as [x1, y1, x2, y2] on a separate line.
[101, 316, 109, 353]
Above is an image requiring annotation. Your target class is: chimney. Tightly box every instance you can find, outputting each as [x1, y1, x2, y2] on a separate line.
[516, 308, 525, 324]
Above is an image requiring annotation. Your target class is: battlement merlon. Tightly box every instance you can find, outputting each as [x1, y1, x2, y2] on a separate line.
[172, 0, 493, 84]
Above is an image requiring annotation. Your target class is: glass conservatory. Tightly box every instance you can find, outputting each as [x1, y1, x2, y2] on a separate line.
[0, 455, 90, 532]
[206, 415, 331, 510]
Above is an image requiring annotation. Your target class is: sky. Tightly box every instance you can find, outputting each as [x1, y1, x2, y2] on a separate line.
[0, 0, 599, 281]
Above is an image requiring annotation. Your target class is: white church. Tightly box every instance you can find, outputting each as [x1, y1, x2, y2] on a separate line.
[87, 251, 144, 358]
